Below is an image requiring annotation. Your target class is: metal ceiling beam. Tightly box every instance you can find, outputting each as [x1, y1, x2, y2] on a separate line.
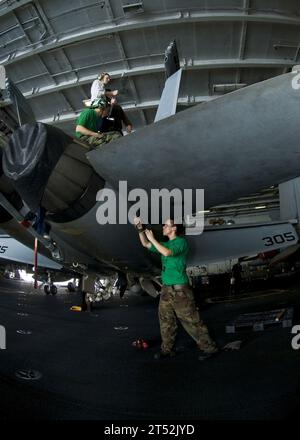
[10, 6, 58, 91]
[1, 57, 291, 105]
[114, 32, 147, 124]
[0, 0, 32, 18]
[79, 85, 89, 100]
[59, 91, 75, 113]
[33, 0, 53, 36]
[11, 9, 32, 45]
[105, 0, 147, 125]
[238, 13, 248, 55]
[36, 1, 79, 84]
[8, 9, 50, 85]
[236, 0, 249, 83]
[37, 95, 216, 125]
[114, 34, 147, 124]
[2, 9, 300, 65]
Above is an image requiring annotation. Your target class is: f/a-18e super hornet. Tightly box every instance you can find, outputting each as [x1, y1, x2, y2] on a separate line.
[0, 229, 81, 294]
[1, 41, 300, 298]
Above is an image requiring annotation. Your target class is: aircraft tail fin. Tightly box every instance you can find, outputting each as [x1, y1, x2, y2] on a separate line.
[164, 39, 180, 79]
[154, 40, 182, 123]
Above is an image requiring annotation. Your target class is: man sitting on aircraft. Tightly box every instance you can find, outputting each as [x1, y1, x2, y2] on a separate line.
[134, 217, 218, 361]
[75, 97, 121, 147]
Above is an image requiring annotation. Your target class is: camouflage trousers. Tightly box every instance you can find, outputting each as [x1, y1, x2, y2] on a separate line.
[79, 131, 122, 148]
[159, 285, 217, 353]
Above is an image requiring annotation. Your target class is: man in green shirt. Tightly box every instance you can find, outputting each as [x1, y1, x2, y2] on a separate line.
[135, 217, 218, 361]
[75, 97, 121, 147]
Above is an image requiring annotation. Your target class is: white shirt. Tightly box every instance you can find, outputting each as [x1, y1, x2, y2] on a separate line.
[91, 79, 106, 101]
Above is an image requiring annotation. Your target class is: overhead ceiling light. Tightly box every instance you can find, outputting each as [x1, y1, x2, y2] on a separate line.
[254, 205, 267, 209]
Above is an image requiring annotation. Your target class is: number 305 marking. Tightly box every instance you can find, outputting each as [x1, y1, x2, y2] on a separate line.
[0, 246, 8, 254]
[262, 232, 296, 247]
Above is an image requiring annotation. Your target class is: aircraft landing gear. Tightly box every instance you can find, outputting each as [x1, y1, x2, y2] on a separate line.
[50, 284, 57, 295]
[44, 272, 57, 295]
[44, 284, 57, 295]
[43, 271, 57, 295]
[115, 272, 127, 298]
[67, 281, 76, 292]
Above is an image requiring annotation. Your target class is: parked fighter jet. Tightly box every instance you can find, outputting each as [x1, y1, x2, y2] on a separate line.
[1, 42, 300, 297]
[0, 231, 61, 270]
[0, 230, 79, 294]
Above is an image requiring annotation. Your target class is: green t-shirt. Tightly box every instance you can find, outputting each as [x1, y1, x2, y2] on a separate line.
[75, 109, 98, 138]
[149, 236, 189, 285]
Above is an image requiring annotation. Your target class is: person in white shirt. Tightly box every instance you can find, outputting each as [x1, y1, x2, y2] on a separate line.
[90, 72, 118, 103]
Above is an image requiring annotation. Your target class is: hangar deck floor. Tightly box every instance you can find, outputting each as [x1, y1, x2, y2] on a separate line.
[0, 277, 299, 421]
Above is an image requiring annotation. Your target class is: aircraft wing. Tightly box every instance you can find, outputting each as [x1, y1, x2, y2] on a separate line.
[87, 69, 300, 212]
[0, 233, 62, 269]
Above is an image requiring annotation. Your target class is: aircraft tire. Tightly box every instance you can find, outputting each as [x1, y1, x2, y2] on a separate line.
[67, 282, 75, 292]
[50, 285, 57, 295]
[44, 285, 50, 295]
